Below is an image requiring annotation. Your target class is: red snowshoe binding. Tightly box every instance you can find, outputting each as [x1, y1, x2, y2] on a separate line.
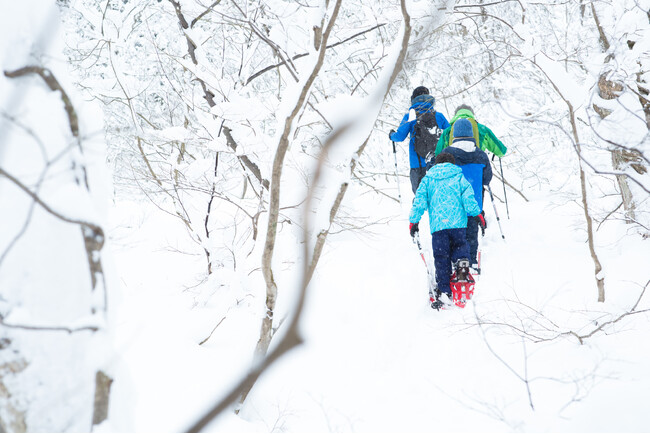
[450, 259, 475, 308]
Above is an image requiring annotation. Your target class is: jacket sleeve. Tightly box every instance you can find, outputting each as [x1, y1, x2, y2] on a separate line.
[460, 177, 481, 217]
[436, 112, 450, 130]
[390, 113, 414, 142]
[478, 123, 507, 157]
[480, 151, 493, 185]
[409, 176, 429, 224]
[435, 127, 451, 156]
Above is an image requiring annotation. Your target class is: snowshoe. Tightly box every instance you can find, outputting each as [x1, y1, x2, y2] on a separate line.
[431, 299, 445, 310]
[450, 259, 475, 308]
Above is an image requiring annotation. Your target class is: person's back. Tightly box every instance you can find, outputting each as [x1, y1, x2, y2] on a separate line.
[440, 118, 491, 270]
[389, 86, 450, 194]
[409, 153, 480, 304]
[435, 104, 507, 158]
[411, 161, 479, 233]
[441, 118, 492, 209]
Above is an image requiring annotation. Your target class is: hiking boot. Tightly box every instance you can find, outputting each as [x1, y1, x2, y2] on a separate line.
[431, 287, 451, 310]
[428, 284, 438, 304]
[455, 258, 471, 281]
[439, 291, 453, 307]
[431, 290, 453, 310]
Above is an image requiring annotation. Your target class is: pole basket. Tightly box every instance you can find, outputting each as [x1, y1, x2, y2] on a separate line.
[450, 272, 475, 308]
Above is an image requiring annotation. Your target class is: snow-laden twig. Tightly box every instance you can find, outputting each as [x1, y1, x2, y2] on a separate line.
[0, 314, 99, 334]
[0, 168, 102, 236]
[473, 309, 535, 410]
[245, 24, 387, 85]
[563, 279, 650, 344]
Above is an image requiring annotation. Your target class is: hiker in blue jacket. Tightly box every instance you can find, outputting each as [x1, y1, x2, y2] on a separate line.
[440, 118, 492, 273]
[409, 153, 480, 305]
[389, 86, 450, 194]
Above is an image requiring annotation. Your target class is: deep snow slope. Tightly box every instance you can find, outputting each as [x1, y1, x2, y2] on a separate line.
[104, 171, 650, 432]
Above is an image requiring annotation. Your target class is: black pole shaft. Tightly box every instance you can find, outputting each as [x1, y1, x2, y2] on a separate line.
[487, 185, 505, 240]
[499, 157, 510, 219]
[391, 139, 402, 204]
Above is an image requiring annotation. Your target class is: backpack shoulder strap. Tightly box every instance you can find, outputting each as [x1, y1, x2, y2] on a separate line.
[449, 117, 480, 148]
[469, 118, 480, 147]
[430, 111, 438, 126]
[448, 122, 455, 147]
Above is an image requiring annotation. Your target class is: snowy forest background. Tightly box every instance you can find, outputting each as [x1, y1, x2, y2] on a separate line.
[1, 0, 649, 432]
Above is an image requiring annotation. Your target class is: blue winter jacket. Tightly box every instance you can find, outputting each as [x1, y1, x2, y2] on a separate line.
[389, 95, 450, 169]
[409, 163, 481, 233]
[441, 139, 492, 211]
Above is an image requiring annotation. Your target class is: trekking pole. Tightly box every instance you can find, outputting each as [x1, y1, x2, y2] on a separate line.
[413, 231, 437, 301]
[412, 231, 428, 269]
[391, 140, 402, 205]
[486, 185, 505, 240]
[499, 157, 510, 219]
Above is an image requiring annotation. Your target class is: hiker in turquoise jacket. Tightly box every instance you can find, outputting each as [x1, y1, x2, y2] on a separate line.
[409, 153, 480, 299]
[435, 104, 507, 158]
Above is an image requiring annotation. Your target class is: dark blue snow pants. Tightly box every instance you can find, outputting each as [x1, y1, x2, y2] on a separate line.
[431, 228, 470, 295]
[466, 215, 480, 264]
[410, 167, 427, 194]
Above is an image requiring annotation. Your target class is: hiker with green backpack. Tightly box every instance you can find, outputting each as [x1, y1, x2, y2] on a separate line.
[434, 104, 507, 158]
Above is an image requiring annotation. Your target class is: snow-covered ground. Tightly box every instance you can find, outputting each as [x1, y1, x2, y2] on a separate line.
[103, 174, 650, 432]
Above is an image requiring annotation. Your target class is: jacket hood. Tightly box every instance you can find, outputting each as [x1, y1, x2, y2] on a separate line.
[451, 108, 475, 123]
[429, 162, 462, 180]
[410, 94, 435, 112]
[450, 139, 477, 152]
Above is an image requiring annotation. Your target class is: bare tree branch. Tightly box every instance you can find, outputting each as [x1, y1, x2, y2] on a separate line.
[191, 0, 223, 28]
[564, 279, 650, 344]
[490, 161, 529, 202]
[0, 167, 103, 236]
[474, 309, 535, 410]
[245, 24, 387, 85]
[222, 126, 269, 190]
[167, 0, 269, 191]
[4, 66, 79, 138]
[4, 66, 88, 188]
[0, 315, 99, 334]
[454, 0, 521, 9]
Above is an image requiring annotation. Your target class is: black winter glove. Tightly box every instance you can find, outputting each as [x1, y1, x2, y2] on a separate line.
[409, 222, 419, 237]
[389, 129, 396, 140]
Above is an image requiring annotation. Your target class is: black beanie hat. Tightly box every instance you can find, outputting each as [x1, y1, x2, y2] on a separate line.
[411, 86, 429, 101]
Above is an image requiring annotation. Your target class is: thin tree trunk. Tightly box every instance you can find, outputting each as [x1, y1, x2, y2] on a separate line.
[186, 0, 420, 427]
[534, 59, 606, 302]
[244, 0, 344, 408]
[568, 104, 606, 302]
[611, 150, 637, 223]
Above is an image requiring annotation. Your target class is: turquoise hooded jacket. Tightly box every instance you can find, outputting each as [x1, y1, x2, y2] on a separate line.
[409, 163, 481, 233]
